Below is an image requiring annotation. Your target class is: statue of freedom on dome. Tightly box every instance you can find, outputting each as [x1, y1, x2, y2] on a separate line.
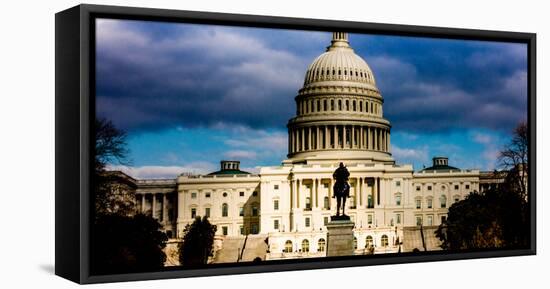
[332, 162, 350, 217]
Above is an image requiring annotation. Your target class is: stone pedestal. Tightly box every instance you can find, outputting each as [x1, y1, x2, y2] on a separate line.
[326, 216, 355, 257]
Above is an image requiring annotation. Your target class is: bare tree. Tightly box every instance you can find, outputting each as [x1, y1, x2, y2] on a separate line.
[498, 121, 528, 199]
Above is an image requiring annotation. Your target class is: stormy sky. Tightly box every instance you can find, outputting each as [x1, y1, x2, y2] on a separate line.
[95, 18, 527, 179]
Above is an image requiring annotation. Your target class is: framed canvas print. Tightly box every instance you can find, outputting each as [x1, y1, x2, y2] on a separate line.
[55, 4, 536, 284]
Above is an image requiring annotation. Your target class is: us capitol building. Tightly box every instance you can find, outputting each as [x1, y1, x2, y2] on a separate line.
[111, 33, 504, 263]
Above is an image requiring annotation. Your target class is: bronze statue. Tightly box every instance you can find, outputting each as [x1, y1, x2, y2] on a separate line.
[332, 162, 350, 217]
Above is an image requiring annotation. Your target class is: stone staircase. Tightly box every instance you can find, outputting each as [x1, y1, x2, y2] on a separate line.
[402, 226, 442, 252]
[213, 234, 268, 263]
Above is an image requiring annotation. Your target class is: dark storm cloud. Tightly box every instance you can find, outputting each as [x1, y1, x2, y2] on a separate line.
[96, 19, 325, 132]
[350, 35, 527, 133]
[96, 19, 528, 134]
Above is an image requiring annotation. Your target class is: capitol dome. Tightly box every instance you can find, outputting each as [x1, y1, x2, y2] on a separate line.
[303, 32, 377, 89]
[285, 32, 394, 165]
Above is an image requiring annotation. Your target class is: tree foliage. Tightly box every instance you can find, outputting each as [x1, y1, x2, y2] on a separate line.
[94, 118, 134, 217]
[498, 121, 528, 199]
[91, 214, 168, 274]
[436, 121, 530, 250]
[178, 217, 217, 266]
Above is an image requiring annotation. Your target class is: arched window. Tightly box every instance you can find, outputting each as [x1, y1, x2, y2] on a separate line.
[359, 101, 363, 112]
[222, 203, 228, 217]
[284, 240, 293, 253]
[353, 237, 357, 249]
[440, 195, 447, 208]
[365, 235, 374, 248]
[323, 100, 327, 111]
[353, 100, 356, 111]
[324, 196, 330, 209]
[381, 235, 389, 247]
[316, 100, 320, 112]
[318, 238, 326, 252]
[338, 100, 342, 110]
[302, 239, 310, 252]
[345, 100, 349, 111]
[331, 99, 335, 110]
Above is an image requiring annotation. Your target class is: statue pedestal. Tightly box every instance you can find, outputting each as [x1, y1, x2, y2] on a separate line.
[326, 216, 355, 257]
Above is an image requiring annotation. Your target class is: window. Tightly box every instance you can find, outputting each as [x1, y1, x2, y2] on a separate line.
[191, 192, 197, 199]
[454, 195, 460, 203]
[205, 207, 210, 218]
[252, 206, 258, 216]
[353, 237, 357, 249]
[324, 216, 329, 225]
[441, 216, 447, 224]
[318, 238, 326, 252]
[465, 184, 470, 190]
[191, 208, 197, 218]
[440, 195, 447, 208]
[274, 184, 279, 190]
[305, 197, 311, 210]
[427, 215, 433, 226]
[252, 191, 258, 197]
[396, 213, 401, 224]
[427, 198, 433, 209]
[324, 196, 330, 209]
[305, 217, 311, 227]
[240, 226, 245, 235]
[454, 185, 459, 190]
[222, 226, 228, 236]
[416, 216, 423, 226]
[222, 203, 228, 217]
[239, 206, 244, 217]
[396, 181, 401, 187]
[365, 236, 373, 248]
[381, 235, 389, 247]
[416, 186, 421, 191]
[367, 214, 373, 225]
[274, 219, 279, 230]
[284, 240, 293, 253]
[274, 199, 279, 210]
[395, 194, 401, 206]
[222, 192, 228, 197]
[302, 239, 310, 252]
[427, 185, 432, 190]
[205, 192, 211, 198]
[239, 191, 244, 197]
[415, 199, 421, 209]
[367, 194, 373, 208]
[251, 224, 258, 234]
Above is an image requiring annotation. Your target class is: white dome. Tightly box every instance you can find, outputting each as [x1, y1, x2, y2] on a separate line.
[303, 33, 377, 87]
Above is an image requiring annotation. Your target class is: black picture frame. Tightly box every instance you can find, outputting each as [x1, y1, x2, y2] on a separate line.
[55, 3, 536, 284]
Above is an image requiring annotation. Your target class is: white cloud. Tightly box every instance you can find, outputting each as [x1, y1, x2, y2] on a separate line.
[472, 132, 492, 144]
[224, 150, 257, 160]
[108, 161, 217, 179]
[391, 144, 428, 162]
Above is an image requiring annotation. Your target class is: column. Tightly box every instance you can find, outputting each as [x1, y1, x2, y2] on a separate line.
[163, 194, 168, 223]
[141, 194, 145, 213]
[374, 178, 379, 207]
[152, 193, 157, 219]
[342, 125, 347, 149]
[329, 178, 333, 209]
[373, 128, 378, 150]
[325, 126, 329, 149]
[296, 179, 301, 208]
[314, 179, 318, 208]
[301, 128, 305, 151]
[308, 127, 312, 150]
[334, 126, 338, 149]
[359, 126, 363, 149]
[351, 125, 355, 149]
[387, 131, 391, 152]
[367, 127, 371, 150]
[316, 126, 320, 150]
[291, 179, 296, 209]
[359, 177, 363, 207]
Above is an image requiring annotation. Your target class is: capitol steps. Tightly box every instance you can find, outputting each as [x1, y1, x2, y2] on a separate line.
[212, 235, 268, 264]
[402, 226, 442, 252]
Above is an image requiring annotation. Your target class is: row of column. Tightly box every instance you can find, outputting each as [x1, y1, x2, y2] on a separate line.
[289, 177, 381, 211]
[137, 193, 174, 223]
[297, 97, 381, 116]
[289, 125, 390, 154]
